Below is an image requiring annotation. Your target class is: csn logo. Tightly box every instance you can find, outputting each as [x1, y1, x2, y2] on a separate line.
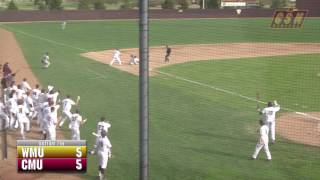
[271, 9, 307, 28]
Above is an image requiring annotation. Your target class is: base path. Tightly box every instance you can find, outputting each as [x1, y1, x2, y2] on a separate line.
[277, 112, 320, 147]
[82, 43, 320, 76]
[0, 28, 81, 179]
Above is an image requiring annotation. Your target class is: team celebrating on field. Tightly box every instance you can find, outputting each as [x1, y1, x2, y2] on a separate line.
[0, 61, 112, 180]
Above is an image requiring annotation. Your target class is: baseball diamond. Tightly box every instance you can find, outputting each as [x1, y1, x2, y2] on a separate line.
[0, 6, 320, 180]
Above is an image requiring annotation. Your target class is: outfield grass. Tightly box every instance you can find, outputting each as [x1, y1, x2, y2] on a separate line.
[1, 18, 320, 179]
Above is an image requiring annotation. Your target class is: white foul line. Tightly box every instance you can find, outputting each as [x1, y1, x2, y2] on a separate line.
[156, 70, 320, 121]
[2, 24, 319, 121]
[2, 25, 86, 51]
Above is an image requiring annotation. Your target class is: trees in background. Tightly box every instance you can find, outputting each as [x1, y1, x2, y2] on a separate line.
[271, 0, 287, 8]
[162, 0, 175, 9]
[78, 0, 90, 10]
[7, 0, 18, 10]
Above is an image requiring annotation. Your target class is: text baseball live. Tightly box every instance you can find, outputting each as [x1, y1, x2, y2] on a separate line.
[17, 140, 87, 172]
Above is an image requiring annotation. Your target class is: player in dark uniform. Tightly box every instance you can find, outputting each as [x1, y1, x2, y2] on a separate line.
[165, 45, 171, 63]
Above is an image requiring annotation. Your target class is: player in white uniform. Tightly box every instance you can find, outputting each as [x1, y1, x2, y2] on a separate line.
[61, 21, 67, 30]
[6, 92, 18, 129]
[59, 95, 78, 127]
[251, 120, 272, 161]
[129, 54, 139, 65]
[96, 117, 111, 136]
[16, 101, 30, 140]
[41, 52, 50, 68]
[91, 130, 112, 180]
[110, 49, 122, 66]
[260, 100, 280, 143]
[21, 78, 32, 92]
[70, 109, 86, 140]
[45, 106, 58, 140]
[31, 84, 41, 119]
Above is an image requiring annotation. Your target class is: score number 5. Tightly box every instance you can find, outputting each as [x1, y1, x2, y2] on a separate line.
[76, 147, 82, 170]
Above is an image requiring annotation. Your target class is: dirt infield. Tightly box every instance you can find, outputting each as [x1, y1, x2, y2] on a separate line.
[0, 28, 81, 180]
[82, 43, 320, 76]
[277, 112, 320, 147]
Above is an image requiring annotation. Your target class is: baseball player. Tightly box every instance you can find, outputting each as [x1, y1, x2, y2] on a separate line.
[251, 120, 272, 161]
[59, 95, 79, 128]
[41, 52, 50, 68]
[96, 117, 111, 136]
[45, 106, 58, 140]
[2, 62, 12, 77]
[259, 100, 280, 143]
[129, 54, 139, 65]
[21, 78, 32, 92]
[6, 91, 18, 129]
[16, 100, 30, 140]
[91, 130, 112, 180]
[70, 109, 87, 140]
[164, 45, 171, 63]
[110, 49, 122, 66]
[61, 21, 67, 30]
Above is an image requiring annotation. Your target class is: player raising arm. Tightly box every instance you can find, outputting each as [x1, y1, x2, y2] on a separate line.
[259, 100, 280, 143]
[59, 95, 79, 128]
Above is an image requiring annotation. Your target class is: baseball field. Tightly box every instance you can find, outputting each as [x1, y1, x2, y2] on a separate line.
[1, 18, 320, 179]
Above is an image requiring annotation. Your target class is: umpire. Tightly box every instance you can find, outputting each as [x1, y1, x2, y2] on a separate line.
[165, 45, 171, 63]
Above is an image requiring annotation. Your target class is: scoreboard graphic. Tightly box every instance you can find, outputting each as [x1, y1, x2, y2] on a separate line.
[17, 140, 87, 172]
[271, 10, 307, 28]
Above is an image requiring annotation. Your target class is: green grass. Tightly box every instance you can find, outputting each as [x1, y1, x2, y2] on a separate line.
[1, 18, 320, 179]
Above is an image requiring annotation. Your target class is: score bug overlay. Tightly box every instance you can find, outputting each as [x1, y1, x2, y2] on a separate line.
[17, 140, 87, 172]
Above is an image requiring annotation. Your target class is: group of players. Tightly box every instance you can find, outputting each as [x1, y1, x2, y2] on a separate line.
[0, 62, 112, 180]
[109, 45, 172, 66]
[251, 100, 281, 161]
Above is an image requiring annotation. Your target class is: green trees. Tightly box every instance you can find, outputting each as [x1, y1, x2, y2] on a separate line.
[178, 0, 188, 9]
[206, 0, 219, 9]
[78, 0, 90, 10]
[271, 0, 286, 8]
[7, 0, 18, 10]
[93, 0, 106, 10]
[162, 0, 175, 9]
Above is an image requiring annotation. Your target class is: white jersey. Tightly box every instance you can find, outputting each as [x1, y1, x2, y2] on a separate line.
[45, 112, 57, 130]
[0, 102, 6, 115]
[113, 50, 120, 58]
[21, 81, 32, 92]
[43, 55, 50, 62]
[62, 98, 76, 112]
[259, 124, 269, 144]
[262, 106, 280, 122]
[97, 121, 111, 135]
[260, 125, 269, 138]
[24, 95, 34, 111]
[16, 89, 25, 99]
[47, 92, 59, 104]
[95, 136, 112, 153]
[6, 97, 18, 113]
[32, 88, 41, 100]
[17, 105, 29, 123]
[70, 113, 82, 130]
